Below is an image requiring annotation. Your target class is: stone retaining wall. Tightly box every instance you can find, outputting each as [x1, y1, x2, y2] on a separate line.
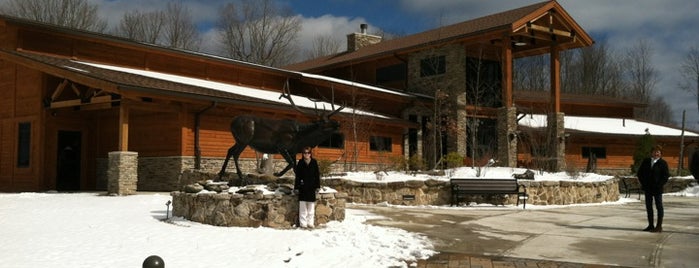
[323, 178, 621, 206]
[171, 189, 346, 228]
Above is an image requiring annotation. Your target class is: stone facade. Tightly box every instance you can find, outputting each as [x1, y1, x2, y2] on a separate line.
[107, 151, 138, 195]
[498, 107, 518, 167]
[171, 190, 346, 229]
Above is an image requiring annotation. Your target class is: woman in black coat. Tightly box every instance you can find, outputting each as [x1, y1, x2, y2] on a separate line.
[636, 145, 670, 233]
[294, 147, 320, 228]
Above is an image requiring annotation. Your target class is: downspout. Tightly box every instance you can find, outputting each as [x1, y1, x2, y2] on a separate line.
[194, 102, 217, 169]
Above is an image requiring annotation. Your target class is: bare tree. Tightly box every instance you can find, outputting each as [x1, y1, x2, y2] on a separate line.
[514, 55, 548, 91]
[216, 0, 301, 67]
[304, 35, 341, 60]
[162, 2, 200, 51]
[679, 46, 699, 116]
[624, 39, 673, 123]
[114, 10, 165, 44]
[560, 40, 626, 97]
[113, 2, 199, 51]
[0, 0, 107, 32]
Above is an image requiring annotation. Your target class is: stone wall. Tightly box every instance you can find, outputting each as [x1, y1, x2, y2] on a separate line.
[521, 180, 619, 205]
[171, 189, 346, 228]
[323, 177, 620, 206]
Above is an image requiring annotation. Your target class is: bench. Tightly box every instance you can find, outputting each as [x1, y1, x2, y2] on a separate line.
[450, 178, 528, 209]
[619, 176, 641, 199]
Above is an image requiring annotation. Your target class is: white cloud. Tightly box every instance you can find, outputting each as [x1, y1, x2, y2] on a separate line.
[297, 14, 370, 53]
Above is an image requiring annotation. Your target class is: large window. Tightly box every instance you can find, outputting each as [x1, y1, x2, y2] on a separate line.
[465, 57, 502, 107]
[376, 63, 407, 83]
[318, 132, 345, 149]
[17, 122, 31, 168]
[420, 56, 446, 77]
[582, 147, 607, 159]
[370, 136, 392, 152]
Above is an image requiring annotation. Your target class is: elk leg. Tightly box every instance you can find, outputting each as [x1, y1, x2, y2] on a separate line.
[274, 150, 296, 177]
[218, 143, 246, 181]
[217, 145, 235, 181]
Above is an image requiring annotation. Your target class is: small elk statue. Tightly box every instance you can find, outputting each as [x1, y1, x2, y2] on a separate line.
[218, 87, 344, 181]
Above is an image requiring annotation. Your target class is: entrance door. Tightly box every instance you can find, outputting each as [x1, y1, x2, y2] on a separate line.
[56, 131, 81, 191]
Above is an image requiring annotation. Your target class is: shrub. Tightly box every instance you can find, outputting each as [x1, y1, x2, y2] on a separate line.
[444, 152, 464, 170]
[317, 158, 333, 177]
[408, 154, 426, 171]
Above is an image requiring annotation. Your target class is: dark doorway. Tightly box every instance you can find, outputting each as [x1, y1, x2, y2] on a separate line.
[57, 131, 81, 191]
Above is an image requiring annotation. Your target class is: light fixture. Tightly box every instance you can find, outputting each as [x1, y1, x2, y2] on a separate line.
[514, 37, 527, 46]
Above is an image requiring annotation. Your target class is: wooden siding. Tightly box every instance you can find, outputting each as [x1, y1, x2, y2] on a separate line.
[518, 136, 696, 173]
[129, 111, 182, 157]
[0, 66, 42, 191]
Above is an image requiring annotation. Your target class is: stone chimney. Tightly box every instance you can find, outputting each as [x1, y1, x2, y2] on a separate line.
[346, 24, 382, 52]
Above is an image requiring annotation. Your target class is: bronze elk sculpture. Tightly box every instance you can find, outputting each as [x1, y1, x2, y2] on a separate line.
[218, 88, 344, 182]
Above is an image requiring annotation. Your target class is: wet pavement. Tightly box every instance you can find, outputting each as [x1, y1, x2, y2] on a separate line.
[351, 195, 699, 267]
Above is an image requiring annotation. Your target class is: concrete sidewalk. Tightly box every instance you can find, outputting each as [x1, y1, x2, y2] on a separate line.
[354, 195, 699, 267]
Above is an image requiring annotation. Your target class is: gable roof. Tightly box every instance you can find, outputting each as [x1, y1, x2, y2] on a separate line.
[285, 1, 592, 72]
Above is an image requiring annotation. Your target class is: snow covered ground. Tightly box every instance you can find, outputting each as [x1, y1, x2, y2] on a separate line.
[1, 167, 696, 268]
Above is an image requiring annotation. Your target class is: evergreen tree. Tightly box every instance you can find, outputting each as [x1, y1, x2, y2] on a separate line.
[631, 130, 655, 173]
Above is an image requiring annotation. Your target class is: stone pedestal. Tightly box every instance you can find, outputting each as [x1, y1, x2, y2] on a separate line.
[107, 151, 138, 195]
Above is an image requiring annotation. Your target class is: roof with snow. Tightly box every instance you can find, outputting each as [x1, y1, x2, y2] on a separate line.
[519, 114, 699, 137]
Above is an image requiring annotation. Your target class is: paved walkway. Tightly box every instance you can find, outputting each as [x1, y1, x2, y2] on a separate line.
[352, 195, 699, 268]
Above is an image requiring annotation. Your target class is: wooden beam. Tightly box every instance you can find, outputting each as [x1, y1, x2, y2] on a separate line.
[528, 24, 573, 38]
[502, 40, 513, 108]
[50, 79, 69, 101]
[118, 102, 129, 151]
[550, 45, 560, 113]
[49, 95, 114, 109]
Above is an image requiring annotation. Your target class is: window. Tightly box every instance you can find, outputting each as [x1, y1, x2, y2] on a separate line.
[370, 136, 392, 152]
[318, 132, 345, 149]
[376, 63, 407, 83]
[465, 57, 502, 107]
[420, 56, 446, 77]
[17, 122, 31, 167]
[582, 147, 607, 159]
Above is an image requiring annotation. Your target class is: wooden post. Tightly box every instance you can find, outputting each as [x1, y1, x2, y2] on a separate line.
[502, 41, 513, 108]
[118, 102, 129, 151]
[550, 45, 560, 113]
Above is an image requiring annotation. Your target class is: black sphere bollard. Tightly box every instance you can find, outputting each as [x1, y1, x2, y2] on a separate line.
[143, 255, 164, 268]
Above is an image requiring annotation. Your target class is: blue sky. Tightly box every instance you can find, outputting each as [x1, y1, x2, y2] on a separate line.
[92, 0, 699, 131]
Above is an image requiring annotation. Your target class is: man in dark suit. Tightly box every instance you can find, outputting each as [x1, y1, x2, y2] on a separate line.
[636, 145, 670, 233]
[690, 148, 699, 182]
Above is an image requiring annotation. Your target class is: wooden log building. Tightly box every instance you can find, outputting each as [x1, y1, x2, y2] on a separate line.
[1, 1, 696, 192]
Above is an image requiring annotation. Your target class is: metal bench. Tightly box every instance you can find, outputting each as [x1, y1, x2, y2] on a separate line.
[619, 176, 642, 199]
[450, 178, 528, 209]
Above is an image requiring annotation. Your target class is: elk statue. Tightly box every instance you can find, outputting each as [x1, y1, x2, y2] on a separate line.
[218, 87, 344, 182]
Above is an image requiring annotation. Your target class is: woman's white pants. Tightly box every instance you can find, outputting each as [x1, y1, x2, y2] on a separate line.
[299, 201, 315, 228]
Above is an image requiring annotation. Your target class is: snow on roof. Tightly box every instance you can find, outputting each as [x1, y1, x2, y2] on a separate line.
[73, 61, 390, 119]
[519, 114, 699, 137]
[297, 72, 414, 97]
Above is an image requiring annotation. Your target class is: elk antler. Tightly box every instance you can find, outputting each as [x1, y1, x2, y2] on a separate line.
[314, 86, 345, 120]
[279, 80, 312, 116]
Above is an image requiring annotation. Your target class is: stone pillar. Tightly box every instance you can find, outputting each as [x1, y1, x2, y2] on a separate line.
[108, 151, 138, 195]
[456, 109, 468, 156]
[497, 107, 518, 167]
[547, 112, 566, 170]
